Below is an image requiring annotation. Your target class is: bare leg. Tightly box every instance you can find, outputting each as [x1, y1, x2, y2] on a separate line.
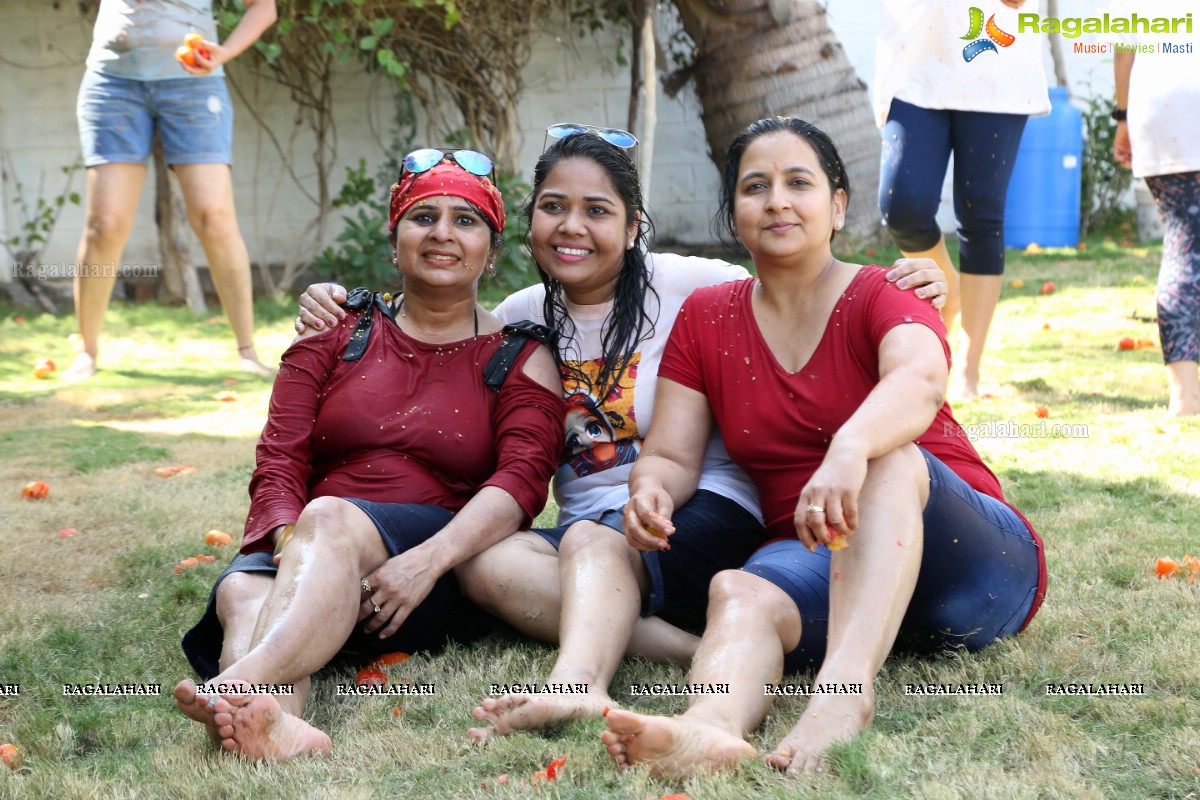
[601, 569, 783, 778]
[176, 497, 390, 761]
[602, 445, 929, 778]
[469, 522, 647, 740]
[902, 236, 959, 331]
[211, 686, 332, 762]
[458, 533, 699, 663]
[955, 273, 1003, 400]
[64, 163, 146, 381]
[174, 572, 273, 739]
[1166, 360, 1200, 416]
[174, 163, 271, 375]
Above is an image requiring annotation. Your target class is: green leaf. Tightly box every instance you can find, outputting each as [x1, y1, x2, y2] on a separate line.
[359, 34, 378, 50]
[370, 19, 394, 36]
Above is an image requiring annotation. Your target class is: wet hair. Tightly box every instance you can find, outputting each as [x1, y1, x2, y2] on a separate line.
[523, 133, 659, 400]
[716, 116, 851, 244]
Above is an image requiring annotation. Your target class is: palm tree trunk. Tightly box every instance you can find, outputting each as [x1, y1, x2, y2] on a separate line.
[670, 0, 882, 242]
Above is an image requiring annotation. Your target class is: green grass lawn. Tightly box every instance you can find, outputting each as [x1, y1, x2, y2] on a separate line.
[1, 237, 1198, 799]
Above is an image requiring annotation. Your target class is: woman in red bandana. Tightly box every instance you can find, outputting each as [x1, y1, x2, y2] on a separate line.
[172, 150, 566, 762]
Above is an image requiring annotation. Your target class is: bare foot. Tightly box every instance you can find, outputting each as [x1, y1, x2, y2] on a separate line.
[172, 679, 220, 743]
[952, 372, 981, 401]
[214, 692, 331, 762]
[468, 691, 612, 742]
[600, 708, 756, 779]
[238, 354, 275, 377]
[764, 691, 874, 776]
[61, 352, 98, 382]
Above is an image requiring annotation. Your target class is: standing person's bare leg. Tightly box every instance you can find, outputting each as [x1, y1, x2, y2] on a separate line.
[902, 235, 960, 331]
[174, 163, 271, 375]
[956, 273, 1003, 399]
[64, 163, 146, 381]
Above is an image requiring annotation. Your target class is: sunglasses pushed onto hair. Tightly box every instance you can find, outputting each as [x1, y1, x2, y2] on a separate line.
[545, 123, 638, 150]
[401, 148, 494, 178]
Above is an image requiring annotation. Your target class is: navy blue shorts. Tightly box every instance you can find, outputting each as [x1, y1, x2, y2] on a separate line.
[742, 450, 1041, 674]
[181, 501, 483, 680]
[536, 489, 768, 632]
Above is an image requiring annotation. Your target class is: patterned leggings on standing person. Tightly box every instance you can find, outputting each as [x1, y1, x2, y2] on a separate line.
[1144, 172, 1200, 365]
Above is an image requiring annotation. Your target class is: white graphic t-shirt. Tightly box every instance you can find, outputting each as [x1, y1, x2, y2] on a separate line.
[493, 252, 762, 525]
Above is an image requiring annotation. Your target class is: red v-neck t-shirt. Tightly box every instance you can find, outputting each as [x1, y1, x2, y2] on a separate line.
[658, 267, 1023, 540]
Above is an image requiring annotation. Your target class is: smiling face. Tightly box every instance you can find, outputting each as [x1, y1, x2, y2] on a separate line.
[732, 131, 847, 267]
[393, 195, 497, 290]
[529, 156, 639, 305]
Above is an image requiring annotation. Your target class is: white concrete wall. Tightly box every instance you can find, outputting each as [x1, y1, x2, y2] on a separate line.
[0, 0, 1121, 278]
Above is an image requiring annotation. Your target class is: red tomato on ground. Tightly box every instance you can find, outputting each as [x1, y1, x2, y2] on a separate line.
[356, 668, 388, 687]
[22, 480, 49, 499]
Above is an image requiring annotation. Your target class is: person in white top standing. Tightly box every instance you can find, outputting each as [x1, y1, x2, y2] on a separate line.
[875, 0, 1049, 398]
[1112, 0, 1200, 416]
[67, 0, 277, 380]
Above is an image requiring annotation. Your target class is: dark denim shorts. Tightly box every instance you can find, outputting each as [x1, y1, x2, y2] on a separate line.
[535, 489, 768, 633]
[181, 500, 483, 680]
[742, 449, 1041, 674]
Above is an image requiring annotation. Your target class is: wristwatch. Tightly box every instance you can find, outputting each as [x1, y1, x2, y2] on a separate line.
[1111, 107, 1128, 122]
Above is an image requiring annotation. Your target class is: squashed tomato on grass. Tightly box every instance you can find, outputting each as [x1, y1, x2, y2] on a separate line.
[204, 530, 232, 546]
[0, 743, 21, 770]
[356, 668, 388, 688]
[22, 480, 49, 499]
[33, 358, 56, 379]
[530, 755, 568, 784]
[154, 464, 196, 478]
[1155, 557, 1180, 579]
[57, 528, 80, 538]
[371, 652, 410, 669]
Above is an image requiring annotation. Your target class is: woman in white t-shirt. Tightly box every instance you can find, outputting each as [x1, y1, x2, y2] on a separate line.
[875, 0, 1049, 399]
[1112, 0, 1200, 416]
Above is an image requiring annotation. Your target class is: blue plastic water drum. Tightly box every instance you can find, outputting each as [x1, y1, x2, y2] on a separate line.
[1004, 85, 1083, 249]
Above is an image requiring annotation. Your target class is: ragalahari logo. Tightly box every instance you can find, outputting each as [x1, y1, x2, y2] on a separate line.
[961, 7, 1016, 62]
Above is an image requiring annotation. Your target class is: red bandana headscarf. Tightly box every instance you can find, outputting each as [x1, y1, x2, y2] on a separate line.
[388, 162, 506, 241]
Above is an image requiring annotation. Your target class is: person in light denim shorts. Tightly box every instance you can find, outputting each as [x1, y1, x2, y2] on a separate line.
[66, 0, 277, 381]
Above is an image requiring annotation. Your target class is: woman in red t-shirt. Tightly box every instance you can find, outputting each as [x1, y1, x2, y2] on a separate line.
[600, 117, 1046, 779]
[172, 151, 565, 762]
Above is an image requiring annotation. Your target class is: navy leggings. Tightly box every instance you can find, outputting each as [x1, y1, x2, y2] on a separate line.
[879, 98, 1028, 276]
[741, 449, 1042, 674]
[1144, 172, 1200, 364]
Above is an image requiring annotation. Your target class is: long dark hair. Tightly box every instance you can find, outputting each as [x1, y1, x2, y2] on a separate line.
[715, 116, 851, 245]
[524, 133, 658, 401]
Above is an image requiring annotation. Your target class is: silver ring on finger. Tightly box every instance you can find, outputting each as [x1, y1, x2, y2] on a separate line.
[806, 504, 825, 515]
[372, 601, 382, 615]
[361, 578, 373, 594]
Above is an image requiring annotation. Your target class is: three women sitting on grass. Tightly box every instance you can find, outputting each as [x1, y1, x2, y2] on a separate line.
[177, 117, 1042, 774]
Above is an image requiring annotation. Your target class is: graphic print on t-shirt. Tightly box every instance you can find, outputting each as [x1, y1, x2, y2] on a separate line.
[557, 354, 641, 483]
